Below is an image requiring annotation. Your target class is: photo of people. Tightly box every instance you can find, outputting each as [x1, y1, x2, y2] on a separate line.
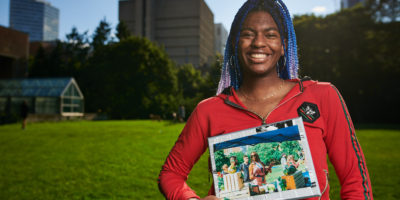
[209, 118, 320, 200]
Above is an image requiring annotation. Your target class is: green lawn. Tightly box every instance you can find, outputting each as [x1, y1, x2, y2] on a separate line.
[0, 121, 398, 199]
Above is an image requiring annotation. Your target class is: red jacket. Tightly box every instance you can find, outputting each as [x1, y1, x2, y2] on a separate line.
[158, 79, 373, 200]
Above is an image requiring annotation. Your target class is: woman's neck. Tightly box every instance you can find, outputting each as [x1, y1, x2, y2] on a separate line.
[239, 74, 282, 99]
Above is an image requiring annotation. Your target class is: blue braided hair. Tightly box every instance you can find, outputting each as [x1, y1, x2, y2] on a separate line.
[217, 0, 299, 94]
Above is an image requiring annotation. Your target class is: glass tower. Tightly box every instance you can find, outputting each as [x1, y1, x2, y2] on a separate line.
[9, 0, 59, 41]
[341, 0, 365, 9]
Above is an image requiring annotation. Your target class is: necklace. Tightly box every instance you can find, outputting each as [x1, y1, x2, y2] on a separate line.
[239, 79, 285, 102]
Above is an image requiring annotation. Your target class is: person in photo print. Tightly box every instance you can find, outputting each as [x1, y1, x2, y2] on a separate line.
[158, 0, 373, 199]
[249, 152, 267, 186]
[286, 155, 299, 168]
[221, 164, 229, 175]
[239, 155, 250, 182]
[227, 156, 239, 173]
[280, 153, 287, 168]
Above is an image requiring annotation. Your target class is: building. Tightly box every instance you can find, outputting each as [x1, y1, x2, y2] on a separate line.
[214, 23, 228, 56]
[0, 77, 84, 119]
[341, 0, 365, 9]
[29, 41, 57, 56]
[0, 26, 29, 79]
[119, 0, 214, 68]
[9, 0, 59, 41]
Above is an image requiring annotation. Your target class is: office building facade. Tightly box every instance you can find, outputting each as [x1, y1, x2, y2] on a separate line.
[214, 23, 228, 56]
[341, 0, 365, 9]
[10, 0, 59, 41]
[119, 0, 214, 68]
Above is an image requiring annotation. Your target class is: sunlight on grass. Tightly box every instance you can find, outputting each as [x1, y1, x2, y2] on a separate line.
[0, 121, 398, 199]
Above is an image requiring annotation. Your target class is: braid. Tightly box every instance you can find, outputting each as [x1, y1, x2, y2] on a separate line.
[218, 1, 256, 93]
[276, 0, 299, 79]
[217, 0, 299, 94]
[232, 2, 256, 90]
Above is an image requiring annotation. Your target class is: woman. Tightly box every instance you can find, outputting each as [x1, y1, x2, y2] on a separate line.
[158, 0, 373, 199]
[248, 152, 266, 186]
[227, 156, 239, 174]
[286, 155, 299, 168]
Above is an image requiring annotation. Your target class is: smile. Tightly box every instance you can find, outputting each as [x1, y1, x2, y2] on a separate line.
[250, 53, 268, 59]
[247, 53, 272, 63]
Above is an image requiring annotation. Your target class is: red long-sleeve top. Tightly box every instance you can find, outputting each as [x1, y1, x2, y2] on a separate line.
[158, 79, 373, 200]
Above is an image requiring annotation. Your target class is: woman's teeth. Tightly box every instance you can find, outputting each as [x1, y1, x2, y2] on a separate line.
[250, 54, 267, 58]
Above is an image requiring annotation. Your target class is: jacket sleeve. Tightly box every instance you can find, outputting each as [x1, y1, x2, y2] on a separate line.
[158, 107, 209, 200]
[323, 84, 373, 200]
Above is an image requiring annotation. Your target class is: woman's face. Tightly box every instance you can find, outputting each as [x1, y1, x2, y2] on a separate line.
[230, 157, 235, 163]
[251, 153, 257, 162]
[238, 11, 284, 78]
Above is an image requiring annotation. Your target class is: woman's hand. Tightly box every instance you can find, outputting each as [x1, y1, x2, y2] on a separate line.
[200, 195, 221, 200]
[188, 195, 220, 200]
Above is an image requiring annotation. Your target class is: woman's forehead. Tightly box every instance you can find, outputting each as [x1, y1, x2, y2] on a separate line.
[242, 11, 278, 29]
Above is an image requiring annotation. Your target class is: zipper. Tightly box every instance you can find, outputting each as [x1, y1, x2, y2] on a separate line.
[224, 82, 303, 125]
[263, 91, 302, 124]
[224, 99, 266, 123]
[319, 169, 329, 200]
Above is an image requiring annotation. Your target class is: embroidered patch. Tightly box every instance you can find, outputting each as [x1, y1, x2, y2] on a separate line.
[297, 102, 320, 123]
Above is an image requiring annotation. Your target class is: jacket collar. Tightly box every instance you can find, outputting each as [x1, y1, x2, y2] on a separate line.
[218, 77, 315, 109]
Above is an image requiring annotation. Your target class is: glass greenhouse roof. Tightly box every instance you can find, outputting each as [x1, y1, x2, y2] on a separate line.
[0, 78, 77, 97]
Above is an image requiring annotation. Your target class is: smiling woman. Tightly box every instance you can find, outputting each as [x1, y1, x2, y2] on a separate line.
[158, 0, 373, 200]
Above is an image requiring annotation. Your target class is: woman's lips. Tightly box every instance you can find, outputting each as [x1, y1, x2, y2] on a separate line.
[248, 53, 270, 63]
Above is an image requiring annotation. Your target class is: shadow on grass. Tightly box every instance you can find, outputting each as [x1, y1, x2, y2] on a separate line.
[354, 123, 400, 130]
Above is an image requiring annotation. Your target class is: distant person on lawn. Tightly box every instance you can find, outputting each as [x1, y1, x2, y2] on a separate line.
[20, 100, 29, 130]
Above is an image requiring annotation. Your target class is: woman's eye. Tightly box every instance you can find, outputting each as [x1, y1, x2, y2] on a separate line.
[266, 34, 277, 38]
[241, 32, 254, 37]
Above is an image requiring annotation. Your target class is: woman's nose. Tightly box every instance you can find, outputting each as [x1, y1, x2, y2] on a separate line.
[252, 34, 266, 48]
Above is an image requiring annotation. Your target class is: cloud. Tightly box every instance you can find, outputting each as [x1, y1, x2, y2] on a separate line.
[311, 6, 327, 14]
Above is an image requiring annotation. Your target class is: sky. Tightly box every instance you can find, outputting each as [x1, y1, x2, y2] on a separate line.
[0, 0, 340, 41]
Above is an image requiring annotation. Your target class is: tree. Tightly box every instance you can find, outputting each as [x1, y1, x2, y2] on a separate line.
[201, 54, 223, 97]
[29, 41, 65, 77]
[81, 36, 179, 119]
[228, 151, 245, 164]
[116, 21, 131, 41]
[92, 18, 112, 49]
[29, 46, 48, 77]
[175, 64, 208, 116]
[29, 27, 90, 78]
[365, 0, 400, 22]
[64, 27, 90, 77]
[214, 150, 229, 173]
[293, 6, 400, 123]
[66, 27, 89, 46]
[174, 54, 223, 116]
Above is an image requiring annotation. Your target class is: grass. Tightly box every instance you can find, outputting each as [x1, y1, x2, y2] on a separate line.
[0, 121, 398, 199]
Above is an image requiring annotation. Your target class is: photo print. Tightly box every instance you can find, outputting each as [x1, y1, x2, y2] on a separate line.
[208, 117, 321, 200]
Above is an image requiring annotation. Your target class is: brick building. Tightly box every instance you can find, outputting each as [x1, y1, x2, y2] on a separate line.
[0, 26, 29, 79]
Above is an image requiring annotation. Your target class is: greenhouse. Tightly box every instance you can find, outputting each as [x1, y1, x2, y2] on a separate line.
[0, 77, 84, 117]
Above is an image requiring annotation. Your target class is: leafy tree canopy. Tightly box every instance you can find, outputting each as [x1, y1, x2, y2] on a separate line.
[82, 36, 179, 119]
